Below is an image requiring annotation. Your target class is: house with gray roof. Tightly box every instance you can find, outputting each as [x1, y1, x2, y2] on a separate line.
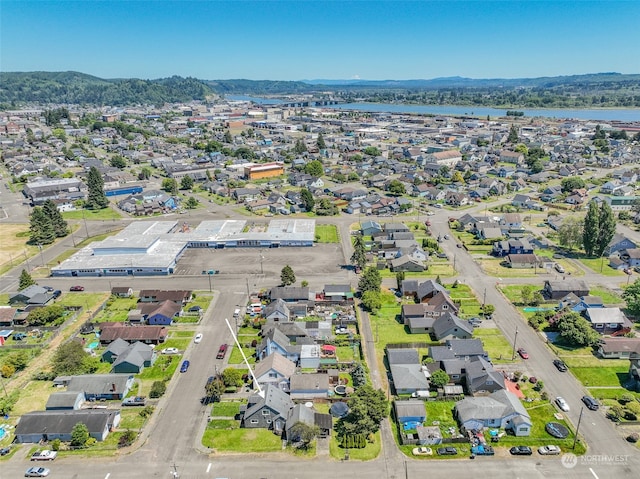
[454, 389, 532, 436]
[543, 279, 589, 300]
[465, 357, 506, 396]
[257, 328, 300, 363]
[285, 403, 332, 440]
[108, 341, 156, 374]
[45, 391, 85, 410]
[264, 298, 290, 322]
[9, 285, 53, 306]
[386, 348, 430, 395]
[64, 374, 134, 400]
[269, 286, 311, 302]
[585, 307, 633, 335]
[432, 312, 474, 341]
[394, 399, 426, 425]
[289, 373, 330, 399]
[240, 384, 294, 433]
[253, 352, 296, 392]
[15, 409, 120, 443]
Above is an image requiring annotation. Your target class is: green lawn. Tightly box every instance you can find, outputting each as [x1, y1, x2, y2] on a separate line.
[316, 224, 339, 243]
[589, 286, 623, 305]
[479, 259, 555, 277]
[571, 365, 629, 388]
[202, 420, 282, 452]
[587, 388, 640, 401]
[138, 355, 179, 382]
[211, 401, 244, 417]
[423, 401, 458, 431]
[473, 328, 517, 364]
[579, 257, 625, 276]
[118, 408, 148, 430]
[228, 344, 256, 365]
[62, 208, 122, 220]
[329, 430, 381, 460]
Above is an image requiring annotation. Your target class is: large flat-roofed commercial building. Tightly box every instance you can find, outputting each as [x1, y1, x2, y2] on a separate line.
[244, 161, 285, 180]
[51, 219, 315, 277]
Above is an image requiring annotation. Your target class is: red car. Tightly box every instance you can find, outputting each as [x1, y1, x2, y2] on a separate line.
[216, 344, 228, 359]
[69, 285, 85, 292]
[517, 348, 529, 359]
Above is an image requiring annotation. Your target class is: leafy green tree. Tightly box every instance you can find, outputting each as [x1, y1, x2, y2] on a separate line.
[336, 384, 388, 437]
[304, 160, 324, 177]
[595, 201, 616, 257]
[316, 132, 326, 150]
[520, 285, 535, 305]
[185, 196, 199, 209]
[593, 124, 606, 140]
[86, 166, 109, 209]
[118, 429, 138, 448]
[358, 266, 381, 294]
[222, 367, 243, 388]
[623, 279, 640, 316]
[281, 265, 296, 286]
[180, 175, 194, 190]
[52, 340, 98, 376]
[204, 378, 225, 404]
[557, 217, 584, 251]
[19, 269, 36, 290]
[530, 159, 544, 173]
[4, 350, 30, 372]
[387, 179, 405, 195]
[430, 369, 450, 388]
[315, 198, 338, 216]
[161, 178, 178, 195]
[149, 381, 166, 398]
[294, 139, 307, 154]
[300, 188, 315, 212]
[42, 200, 69, 237]
[288, 421, 320, 448]
[224, 130, 233, 143]
[27, 304, 65, 326]
[560, 177, 586, 193]
[28, 206, 56, 245]
[70, 422, 90, 447]
[361, 290, 382, 313]
[351, 235, 367, 270]
[110, 155, 127, 168]
[584, 202, 602, 257]
[507, 125, 519, 143]
[556, 312, 600, 347]
[138, 167, 151, 180]
[363, 146, 380, 156]
[351, 363, 367, 388]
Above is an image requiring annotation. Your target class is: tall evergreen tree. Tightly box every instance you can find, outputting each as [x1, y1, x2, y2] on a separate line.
[596, 201, 616, 257]
[350, 235, 367, 270]
[507, 124, 519, 143]
[28, 206, 56, 245]
[281, 265, 296, 286]
[316, 132, 326, 150]
[42, 200, 69, 237]
[300, 188, 315, 212]
[582, 201, 600, 256]
[86, 166, 108, 209]
[19, 269, 36, 290]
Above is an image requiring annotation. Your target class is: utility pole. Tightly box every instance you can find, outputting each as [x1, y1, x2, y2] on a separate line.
[170, 463, 179, 478]
[511, 326, 519, 361]
[572, 407, 584, 450]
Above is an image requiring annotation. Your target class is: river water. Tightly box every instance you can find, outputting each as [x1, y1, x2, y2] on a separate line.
[227, 95, 640, 122]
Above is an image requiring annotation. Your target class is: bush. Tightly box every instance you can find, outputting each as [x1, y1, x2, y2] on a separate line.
[118, 430, 137, 448]
[51, 439, 61, 451]
[627, 433, 639, 443]
[149, 381, 166, 398]
[619, 393, 635, 404]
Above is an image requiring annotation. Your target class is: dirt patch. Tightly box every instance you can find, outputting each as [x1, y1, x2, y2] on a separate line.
[0, 223, 30, 267]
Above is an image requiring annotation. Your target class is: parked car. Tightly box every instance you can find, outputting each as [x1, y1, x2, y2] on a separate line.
[471, 445, 494, 456]
[69, 285, 84, 291]
[188, 305, 202, 312]
[555, 396, 570, 412]
[161, 347, 179, 355]
[31, 450, 57, 461]
[0, 446, 11, 456]
[216, 344, 228, 359]
[443, 234, 450, 240]
[509, 446, 532, 456]
[25, 467, 50, 477]
[517, 348, 529, 359]
[538, 445, 562, 455]
[554, 263, 565, 273]
[436, 446, 457, 456]
[122, 396, 146, 406]
[412, 446, 433, 456]
[582, 395, 599, 411]
[194, 333, 203, 344]
[180, 360, 190, 373]
[52, 289, 62, 299]
[553, 359, 568, 372]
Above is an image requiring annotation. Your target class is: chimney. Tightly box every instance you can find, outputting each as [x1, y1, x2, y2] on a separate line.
[111, 383, 116, 392]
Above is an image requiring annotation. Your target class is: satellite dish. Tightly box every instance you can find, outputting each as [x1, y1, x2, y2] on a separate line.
[304, 402, 313, 408]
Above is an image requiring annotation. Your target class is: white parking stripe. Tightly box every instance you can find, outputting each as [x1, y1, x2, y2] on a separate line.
[589, 469, 600, 479]
[206, 463, 212, 473]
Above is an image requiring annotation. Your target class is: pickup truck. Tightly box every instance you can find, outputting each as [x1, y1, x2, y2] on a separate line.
[122, 396, 146, 406]
[31, 450, 57, 461]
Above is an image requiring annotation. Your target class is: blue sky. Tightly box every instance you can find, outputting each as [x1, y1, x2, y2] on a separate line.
[1, 1, 639, 80]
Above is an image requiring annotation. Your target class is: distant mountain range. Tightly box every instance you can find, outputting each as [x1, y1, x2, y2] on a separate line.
[1, 71, 640, 106]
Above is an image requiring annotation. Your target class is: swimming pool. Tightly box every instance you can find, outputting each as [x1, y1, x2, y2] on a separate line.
[0, 427, 6, 440]
[88, 341, 99, 349]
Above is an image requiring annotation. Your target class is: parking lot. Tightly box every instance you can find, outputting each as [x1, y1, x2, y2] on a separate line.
[175, 244, 346, 277]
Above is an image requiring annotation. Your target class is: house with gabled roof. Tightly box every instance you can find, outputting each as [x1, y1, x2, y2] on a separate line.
[465, 357, 506, 396]
[98, 323, 168, 345]
[257, 327, 300, 363]
[254, 352, 296, 392]
[543, 279, 589, 300]
[138, 289, 192, 305]
[597, 338, 640, 359]
[102, 339, 156, 374]
[386, 348, 430, 395]
[285, 403, 332, 440]
[584, 307, 633, 335]
[289, 372, 330, 399]
[139, 300, 181, 325]
[9, 285, 53, 306]
[606, 233, 637, 256]
[269, 286, 311, 302]
[263, 298, 290, 322]
[455, 390, 532, 436]
[240, 384, 293, 433]
[15, 409, 121, 443]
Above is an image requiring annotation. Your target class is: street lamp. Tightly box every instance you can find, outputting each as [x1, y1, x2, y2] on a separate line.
[511, 326, 519, 361]
[207, 270, 213, 292]
[37, 244, 45, 268]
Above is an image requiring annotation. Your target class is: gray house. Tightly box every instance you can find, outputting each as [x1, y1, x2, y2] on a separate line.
[253, 352, 296, 392]
[63, 374, 134, 400]
[264, 298, 290, 322]
[9, 285, 52, 306]
[45, 391, 85, 410]
[387, 348, 430, 395]
[241, 384, 294, 433]
[289, 373, 330, 400]
[454, 390, 532, 436]
[15, 409, 120, 443]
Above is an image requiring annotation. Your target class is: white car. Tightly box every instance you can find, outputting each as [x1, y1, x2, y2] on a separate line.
[194, 333, 203, 344]
[161, 347, 179, 355]
[412, 446, 433, 456]
[538, 445, 562, 455]
[30, 450, 57, 461]
[25, 467, 50, 477]
[555, 396, 570, 412]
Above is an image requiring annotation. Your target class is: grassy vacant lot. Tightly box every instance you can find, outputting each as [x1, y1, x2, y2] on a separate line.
[0, 224, 31, 271]
[579, 257, 625, 277]
[118, 407, 148, 430]
[446, 283, 482, 317]
[211, 401, 244, 417]
[589, 286, 623, 305]
[184, 292, 214, 311]
[479, 259, 556, 278]
[202, 420, 282, 452]
[316, 224, 339, 243]
[329, 430, 381, 460]
[94, 296, 138, 323]
[473, 328, 517, 364]
[11, 380, 54, 417]
[62, 207, 122, 220]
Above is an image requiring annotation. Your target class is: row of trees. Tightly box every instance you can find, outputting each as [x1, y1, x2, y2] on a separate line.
[556, 201, 616, 256]
[28, 200, 70, 245]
